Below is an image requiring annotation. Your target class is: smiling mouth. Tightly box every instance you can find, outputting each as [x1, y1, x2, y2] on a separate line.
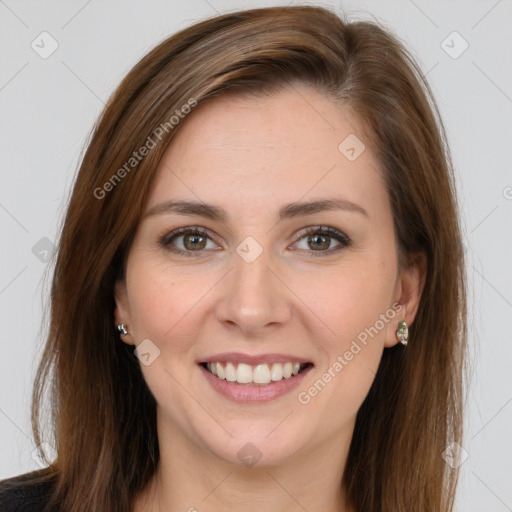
[199, 361, 313, 386]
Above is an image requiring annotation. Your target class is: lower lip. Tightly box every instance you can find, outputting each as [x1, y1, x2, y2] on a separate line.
[199, 364, 314, 403]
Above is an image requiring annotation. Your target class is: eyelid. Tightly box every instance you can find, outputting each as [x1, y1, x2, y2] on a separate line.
[159, 224, 351, 256]
[160, 226, 223, 250]
[289, 225, 351, 256]
[291, 225, 351, 244]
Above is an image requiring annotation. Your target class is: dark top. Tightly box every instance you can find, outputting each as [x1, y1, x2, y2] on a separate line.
[0, 472, 57, 512]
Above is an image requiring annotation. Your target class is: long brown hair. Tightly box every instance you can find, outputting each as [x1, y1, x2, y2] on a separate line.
[3, 5, 467, 511]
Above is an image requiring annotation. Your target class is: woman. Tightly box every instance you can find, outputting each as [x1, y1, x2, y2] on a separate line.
[0, 5, 467, 511]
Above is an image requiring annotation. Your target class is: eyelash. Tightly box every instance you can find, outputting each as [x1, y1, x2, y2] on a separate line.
[159, 225, 351, 258]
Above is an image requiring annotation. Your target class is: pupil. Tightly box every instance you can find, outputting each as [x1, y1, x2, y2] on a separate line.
[309, 234, 329, 250]
[184, 234, 206, 250]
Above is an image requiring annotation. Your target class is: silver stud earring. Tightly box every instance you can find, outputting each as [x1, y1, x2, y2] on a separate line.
[117, 323, 128, 337]
[396, 321, 408, 346]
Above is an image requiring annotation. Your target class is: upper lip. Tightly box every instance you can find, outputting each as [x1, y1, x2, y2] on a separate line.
[198, 352, 313, 366]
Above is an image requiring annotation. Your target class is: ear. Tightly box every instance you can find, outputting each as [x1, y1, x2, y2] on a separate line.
[114, 279, 134, 346]
[384, 252, 427, 348]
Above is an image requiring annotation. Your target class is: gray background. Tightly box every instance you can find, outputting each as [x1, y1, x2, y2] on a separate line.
[1, 1, 511, 510]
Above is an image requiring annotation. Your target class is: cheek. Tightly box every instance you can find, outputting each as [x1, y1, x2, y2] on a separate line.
[126, 263, 203, 401]
[290, 257, 395, 413]
[291, 258, 395, 346]
[125, 258, 196, 353]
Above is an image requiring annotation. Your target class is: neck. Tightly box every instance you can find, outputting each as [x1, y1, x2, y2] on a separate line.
[133, 410, 356, 512]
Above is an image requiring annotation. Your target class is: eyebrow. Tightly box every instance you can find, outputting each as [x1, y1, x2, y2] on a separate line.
[143, 197, 368, 222]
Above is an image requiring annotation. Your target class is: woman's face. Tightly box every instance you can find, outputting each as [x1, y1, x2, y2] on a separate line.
[115, 85, 422, 468]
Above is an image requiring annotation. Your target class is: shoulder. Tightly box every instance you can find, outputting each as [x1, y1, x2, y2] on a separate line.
[0, 471, 58, 512]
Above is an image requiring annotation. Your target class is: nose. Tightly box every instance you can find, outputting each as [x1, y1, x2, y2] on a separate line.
[216, 247, 291, 335]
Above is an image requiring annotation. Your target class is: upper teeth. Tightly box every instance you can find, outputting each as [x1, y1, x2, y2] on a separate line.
[206, 362, 303, 385]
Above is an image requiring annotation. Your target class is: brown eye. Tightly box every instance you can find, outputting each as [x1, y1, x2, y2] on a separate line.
[292, 226, 351, 256]
[183, 233, 207, 250]
[160, 227, 218, 257]
[307, 233, 331, 251]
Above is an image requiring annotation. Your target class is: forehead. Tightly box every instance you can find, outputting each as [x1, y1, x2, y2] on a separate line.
[145, 86, 386, 219]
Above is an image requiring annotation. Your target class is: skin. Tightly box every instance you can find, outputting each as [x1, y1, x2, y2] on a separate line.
[114, 84, 426, 512]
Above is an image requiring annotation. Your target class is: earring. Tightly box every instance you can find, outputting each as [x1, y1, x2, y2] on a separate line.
[117, 323, 128, 337]
[396, 321, 408, 346]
